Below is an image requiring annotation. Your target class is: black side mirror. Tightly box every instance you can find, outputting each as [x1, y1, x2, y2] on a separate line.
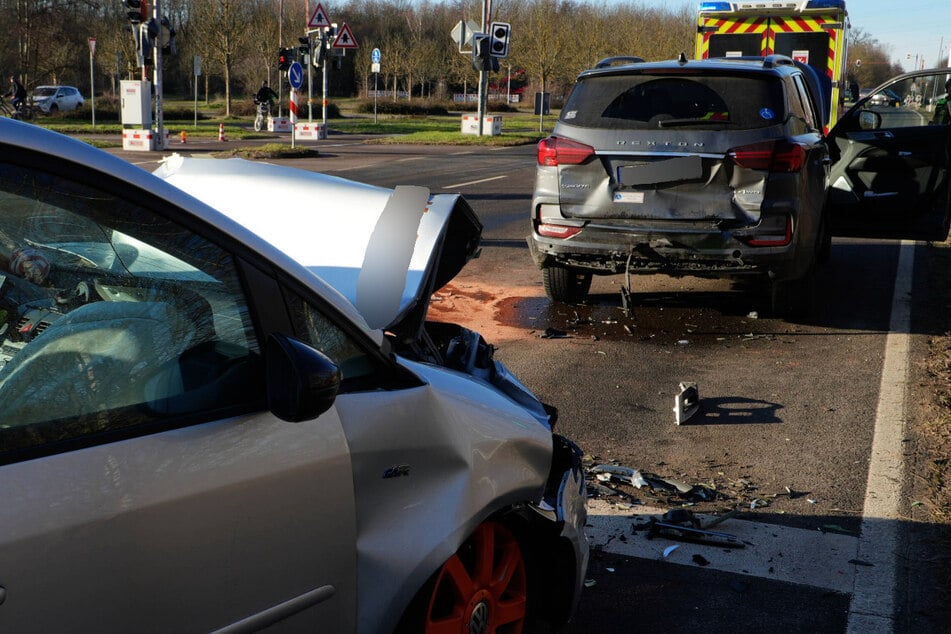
[266, 333, 341, 422]
[859, 110, 881, 131]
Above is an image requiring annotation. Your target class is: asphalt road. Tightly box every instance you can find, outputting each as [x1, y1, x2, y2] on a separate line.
[105, 132, 946, 633]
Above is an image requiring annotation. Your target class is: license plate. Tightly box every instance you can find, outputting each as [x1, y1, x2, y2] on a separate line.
[618, 155, 703, 186]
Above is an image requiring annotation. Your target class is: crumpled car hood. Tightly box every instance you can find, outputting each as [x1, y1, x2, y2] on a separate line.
[153, 155, 482, 340]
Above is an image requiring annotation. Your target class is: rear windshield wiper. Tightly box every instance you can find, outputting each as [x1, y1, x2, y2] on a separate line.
[658, 118, 737, 127]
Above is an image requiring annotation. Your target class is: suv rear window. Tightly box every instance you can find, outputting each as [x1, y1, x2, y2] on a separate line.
[560, 73, 787, 131]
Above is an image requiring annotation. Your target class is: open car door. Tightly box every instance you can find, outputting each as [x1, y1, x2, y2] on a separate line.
[826, 68, 951, 240]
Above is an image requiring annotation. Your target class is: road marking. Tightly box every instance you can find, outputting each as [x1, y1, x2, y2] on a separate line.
[846, 240, 915, 633]
[444, 175, 507, 189]
[586, 500, 858, 593]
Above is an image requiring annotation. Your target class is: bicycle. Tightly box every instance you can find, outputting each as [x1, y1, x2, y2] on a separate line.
[253, 99, 271, 132]
[0, 97, 35, 121]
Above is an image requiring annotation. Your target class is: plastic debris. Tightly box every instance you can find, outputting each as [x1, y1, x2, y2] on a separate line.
[692, 554, 711, 566]
[584, 579, 597, 588]
[663, 545, 680, 557]
[673, 382, 700, 425]
[590, 464, 649, 488]
[540, 327, 570, 339]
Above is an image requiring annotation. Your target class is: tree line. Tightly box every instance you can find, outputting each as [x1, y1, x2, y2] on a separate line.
[0, 0, 931, 115]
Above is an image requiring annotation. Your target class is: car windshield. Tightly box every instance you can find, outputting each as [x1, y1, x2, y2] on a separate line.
[33, 87, 56, 97]
[560, 72, 786, 130]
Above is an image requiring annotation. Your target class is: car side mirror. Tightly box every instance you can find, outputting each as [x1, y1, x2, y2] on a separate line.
[266, 332, 341, 422]
[859, 110, 881, 131]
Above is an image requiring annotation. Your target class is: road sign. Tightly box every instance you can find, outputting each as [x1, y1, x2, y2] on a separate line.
[288, 61, 304, 89]
[308, 3, 331, 28]
[451, 20, 480, 52]
[372, 47, 381, 64]
[332, 23, 358, 49]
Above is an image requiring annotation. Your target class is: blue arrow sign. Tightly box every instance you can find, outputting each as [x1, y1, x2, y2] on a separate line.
[288, 61, 303, 89]
[372, 47, 381, 63]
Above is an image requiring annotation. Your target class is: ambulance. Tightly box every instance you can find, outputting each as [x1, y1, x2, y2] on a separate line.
[695, 1, 849, 131]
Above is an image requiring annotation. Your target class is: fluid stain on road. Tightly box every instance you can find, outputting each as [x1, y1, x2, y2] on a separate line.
[432, 283, 788, 346]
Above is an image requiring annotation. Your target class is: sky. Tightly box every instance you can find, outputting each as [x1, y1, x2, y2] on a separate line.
[661, 0, 951, 71]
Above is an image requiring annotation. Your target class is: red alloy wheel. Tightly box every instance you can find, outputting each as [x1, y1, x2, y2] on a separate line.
[422, 521, 527, 634]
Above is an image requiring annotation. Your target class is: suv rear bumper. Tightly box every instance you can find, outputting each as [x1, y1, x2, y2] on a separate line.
[528, 220, 806, 281]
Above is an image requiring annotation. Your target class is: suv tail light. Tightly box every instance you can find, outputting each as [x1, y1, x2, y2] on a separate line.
[728, 141, 806, 173]
[741, 214, 792, 247]
[538, 137, 596, 166]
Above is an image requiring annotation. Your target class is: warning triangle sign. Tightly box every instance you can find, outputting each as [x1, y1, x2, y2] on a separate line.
[332, 23, 358, 49]
[308, 3, 330, 28]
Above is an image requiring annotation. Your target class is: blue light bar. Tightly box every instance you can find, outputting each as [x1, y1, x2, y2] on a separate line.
[698, 2, 732, 11]
[805, 0, 846, 9]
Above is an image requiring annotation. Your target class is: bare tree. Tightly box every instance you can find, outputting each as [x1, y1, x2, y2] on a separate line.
[187, 0, 256, 115]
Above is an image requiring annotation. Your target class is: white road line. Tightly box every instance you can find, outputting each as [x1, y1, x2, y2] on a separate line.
[846, 240, 915, 633]
[587, 500, 859, 593]
[444, 175, 507, 189]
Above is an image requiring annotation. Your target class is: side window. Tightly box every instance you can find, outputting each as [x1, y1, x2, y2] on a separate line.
[285, 292, 380, 385]
[791, 75, 818, 131]
[856, 74, 950, 130]
[0, 162, 262, 458]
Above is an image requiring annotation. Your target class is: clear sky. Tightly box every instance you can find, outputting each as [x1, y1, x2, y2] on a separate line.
[661, 0, 951, 71]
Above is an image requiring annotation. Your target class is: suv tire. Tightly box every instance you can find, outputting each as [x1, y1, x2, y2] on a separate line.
[543, 265, 592, 303]
[771, 265, 816, 319]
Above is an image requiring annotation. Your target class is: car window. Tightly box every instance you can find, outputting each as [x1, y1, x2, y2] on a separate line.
[0, 161, 263, 459]
[791, 75, 818, 131]
[560, 73, 786, 130]
[852, 74, 950, 130]
[285, 292, 380, 385]
[34, 87, 55, 97]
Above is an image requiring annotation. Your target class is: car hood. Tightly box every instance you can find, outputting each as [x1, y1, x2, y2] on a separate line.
[153, 155, 482, 341]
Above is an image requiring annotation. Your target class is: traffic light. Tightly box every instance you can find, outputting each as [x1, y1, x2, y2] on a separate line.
[488, 22, 511, 58]
[278, 48, 291, 71]
[298, 36, 310, 63]
[122, 0, 146, 24]
[471, 34, 499, 72]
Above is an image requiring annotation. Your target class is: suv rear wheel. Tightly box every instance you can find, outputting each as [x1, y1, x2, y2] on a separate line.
[771, 265, 816, 319]
[543, 265, 592, 303]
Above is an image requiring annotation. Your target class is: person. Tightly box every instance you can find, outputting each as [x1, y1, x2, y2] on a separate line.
[932, 78, 951, 125]
[255, 80, 277, 109]
[6, 75, 26, 113]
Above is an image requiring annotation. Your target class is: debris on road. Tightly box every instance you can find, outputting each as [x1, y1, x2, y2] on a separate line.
[673, 381, 700, 425]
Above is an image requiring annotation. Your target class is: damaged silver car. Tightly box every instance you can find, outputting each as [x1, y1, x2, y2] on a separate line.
[0, 119, 587, 633]
[529, 55, 830, 318]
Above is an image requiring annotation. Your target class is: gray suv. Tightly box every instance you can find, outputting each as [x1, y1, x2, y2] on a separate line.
[529, 55, 830, 317]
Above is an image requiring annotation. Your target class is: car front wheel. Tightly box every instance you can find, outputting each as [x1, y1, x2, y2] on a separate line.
[543, 265, 592, 303]
[397, 520, 528, 633]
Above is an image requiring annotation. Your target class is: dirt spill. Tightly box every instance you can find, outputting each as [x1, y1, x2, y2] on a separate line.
[429, 282, 790, 346]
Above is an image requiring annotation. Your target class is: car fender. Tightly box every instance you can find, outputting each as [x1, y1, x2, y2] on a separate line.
[333, 357, 554, 631]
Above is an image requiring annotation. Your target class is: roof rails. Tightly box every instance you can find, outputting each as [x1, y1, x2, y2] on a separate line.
[594, 56, 645, 69]
[707, 54, 795, 69]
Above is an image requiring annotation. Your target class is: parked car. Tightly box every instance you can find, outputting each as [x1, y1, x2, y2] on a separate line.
[0, 118, 588, 632]
[867, 88, 902, 107]
[31, 85, 83, 114]
[529, 55, 831, 317]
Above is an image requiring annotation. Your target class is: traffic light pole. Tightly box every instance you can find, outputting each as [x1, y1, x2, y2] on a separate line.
[152, 0, 164, 149]
[477, 0, 492, 137]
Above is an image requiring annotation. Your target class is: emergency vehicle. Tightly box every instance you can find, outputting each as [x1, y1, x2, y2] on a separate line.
[696, 1, 849, 131]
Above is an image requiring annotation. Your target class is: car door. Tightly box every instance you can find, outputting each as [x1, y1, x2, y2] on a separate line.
[0, 156, 358, 632]
[825, 69, 951, 240]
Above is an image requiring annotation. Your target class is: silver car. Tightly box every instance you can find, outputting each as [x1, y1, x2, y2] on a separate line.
[0, 119, 588, 632]
[31, 85, 84, 114]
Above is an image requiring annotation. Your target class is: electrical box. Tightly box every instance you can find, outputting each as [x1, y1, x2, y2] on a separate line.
[120, 80, 152, 128]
